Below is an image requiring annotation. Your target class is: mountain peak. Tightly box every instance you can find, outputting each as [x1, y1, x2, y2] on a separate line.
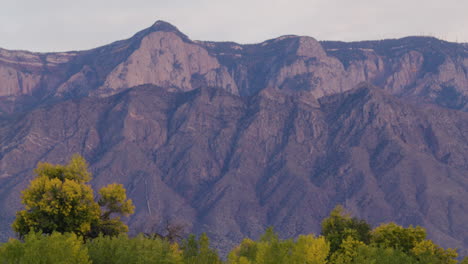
[147, 20, 190, 41]
[151, 20, 179, 31]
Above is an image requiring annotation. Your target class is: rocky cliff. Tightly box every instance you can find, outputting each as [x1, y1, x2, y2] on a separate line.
[0, 21, 467, 255]
[1, 21, 467, 114]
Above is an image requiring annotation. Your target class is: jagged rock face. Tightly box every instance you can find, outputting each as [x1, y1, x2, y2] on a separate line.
[200, 36, 468, 110]
[99, 31, 238, 96]
[0, 48, 79, 97]
[0, 48, 77, 113]
[0, 22, 468, 256]
[1, 84, 467, 256]
[319, 38, 468, 110]
[1, 22, 467, 115]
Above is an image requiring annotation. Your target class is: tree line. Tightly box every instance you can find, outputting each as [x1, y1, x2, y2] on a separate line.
[0, 155, 466, 263]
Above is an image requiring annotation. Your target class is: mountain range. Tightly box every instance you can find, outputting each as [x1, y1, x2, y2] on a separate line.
[0, 21, 467, 255]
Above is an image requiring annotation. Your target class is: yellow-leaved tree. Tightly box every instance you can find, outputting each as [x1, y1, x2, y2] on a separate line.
[227, 227, 329, 264]
[12, 154, 134, 239]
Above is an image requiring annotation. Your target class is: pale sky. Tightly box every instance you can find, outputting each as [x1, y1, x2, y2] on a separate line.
[1, 0, 466, 52]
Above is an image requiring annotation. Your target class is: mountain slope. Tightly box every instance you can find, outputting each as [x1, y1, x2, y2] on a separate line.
[1, 83, 467, 255]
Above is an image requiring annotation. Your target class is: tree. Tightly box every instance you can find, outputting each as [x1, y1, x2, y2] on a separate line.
[349, 245, 416, 264]
[330, 236, 366, 264]
[254, 227, 294, 264]
[12, 154, 134, 239]
[87, 234, 183, 264]
[0, 231, 91, 264]
[411, 239, 458, 264]
[370, 222, 426, 254]
[181, 233, 221, 264]
[290, 235, 329, 264]
[320, 205, 371, 254]
[227, 238, 258, 264]
[227, 227, 330, 264]
[88, 183, 135, 238]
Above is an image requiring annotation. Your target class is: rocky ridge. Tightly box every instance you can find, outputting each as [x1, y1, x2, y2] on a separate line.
[1, 21, 467, 114]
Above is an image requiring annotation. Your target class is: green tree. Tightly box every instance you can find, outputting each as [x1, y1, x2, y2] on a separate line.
[227, 238, 258, 264]
[350, 245, 417, 264]
[181, 233, 221, 264]
[370, 222, 426, 254]
[330, 236, 366, 264]
[12, 154, 134, 239]
[87, 233, 183, 264]
[290, 235, 329, 264]
[0, 231, 90, 264]
[255, 228, 293, 264]
[411, 239, 458, 264]
[228, 228, 329, 264]
[320, 205, 371, 254]
[88, 183, 135, 238]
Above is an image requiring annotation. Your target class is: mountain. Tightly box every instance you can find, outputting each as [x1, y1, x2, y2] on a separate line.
[1, 21, 467, 114]
[0, 21, 467, 255]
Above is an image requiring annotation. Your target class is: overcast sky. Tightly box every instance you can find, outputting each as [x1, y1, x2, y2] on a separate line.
[1, 0, 466, 52]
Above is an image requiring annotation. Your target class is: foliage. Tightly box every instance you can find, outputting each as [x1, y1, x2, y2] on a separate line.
[255, 227, 293, 264]
[329, 236, 366, 264]
[411, 239, 458, 264]
[349, 245, 417, 264]
[330, 236, 417, 264]
[87, 234, 183, 264]
[371, 222, 426, 254]
[181, 233, 221, 264]
[227, 238, 258, 264]
[88, 184, 135, 238]
[289, 235, 330, 264]
[320, 207, 463, 263]
[0, 231, 90, 264]
[227, 227, 329, 264]
[98, 183, 135, 219]
[12, 155, 100, 238]
[12, 154, 134, 239]
[0, 227, 462, 264]
[320, 205, 371, 254]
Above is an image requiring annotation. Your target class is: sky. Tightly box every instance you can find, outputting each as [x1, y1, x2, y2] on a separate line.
[1, 0, 467, 52]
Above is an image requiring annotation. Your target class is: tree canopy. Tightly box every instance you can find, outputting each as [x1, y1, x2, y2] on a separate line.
[0, 232, 91, 264]
[320, 205, 371, 254]
[227, 227, 329, 264]
[12, 154, 134, 239]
